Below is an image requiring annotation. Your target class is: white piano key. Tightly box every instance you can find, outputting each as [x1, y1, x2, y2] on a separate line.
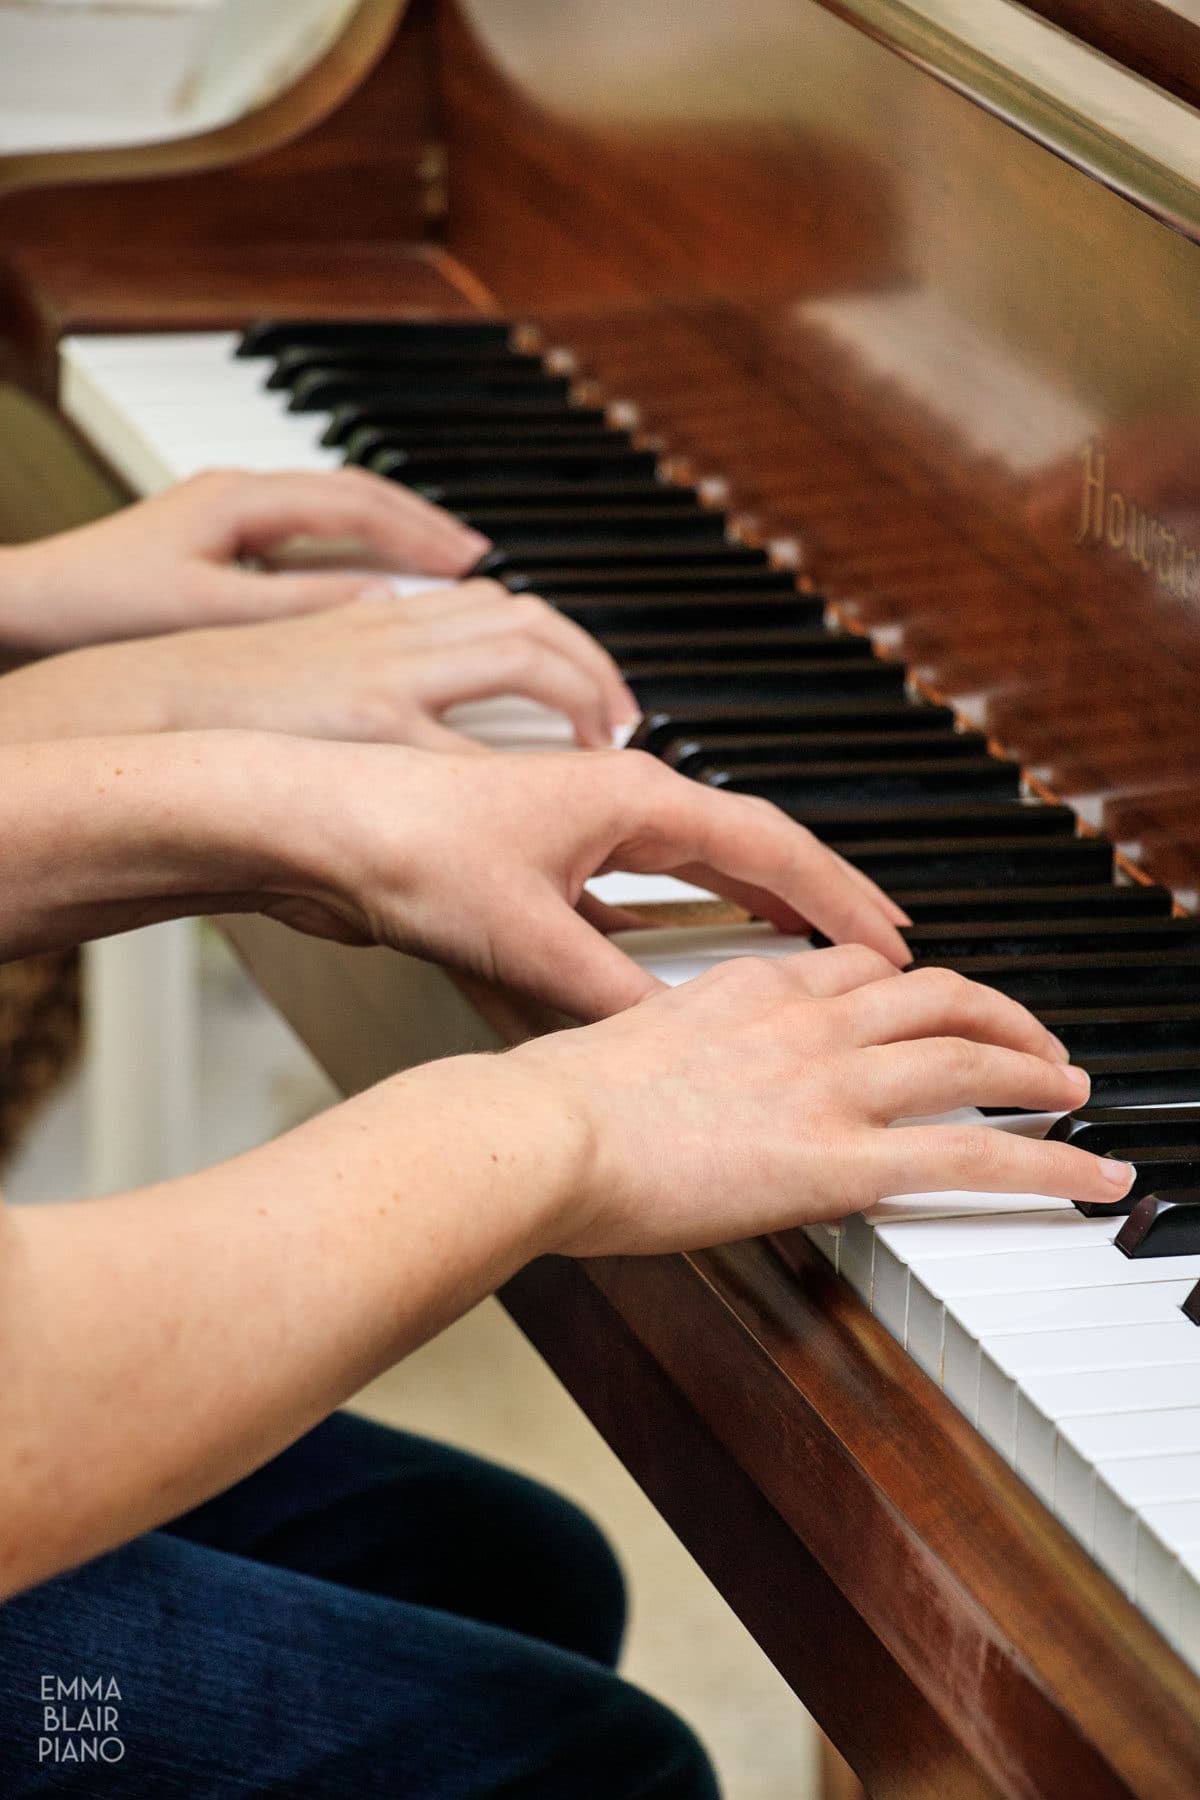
[1015, 1393, 1057, 1500]
[876, 1209, 1110, 1262]
[1182, 1550, 1200, 1667]
[1017, 1372, 1200, 1509]
[617, 924, 808, 985]
[1140, 1499, 1200, 1577]
[978, 1348, 1021, 1463]
[1099, 1452, 1200, 1507]
[64, 331, 244, 369]
[983, 1318, 1200, 1378]
[916, 1242, 1200, 1298]
[947, 1279, 1197, 1339]
[1135, 1520, 1183, 1645]
[863, 1184, 1067, 1225]
[943, 1311, 983, 1418]
[1094, 1477, 1139, 1595]
[870, 1233, 910, 1341]
[805, 1222, 841, 1271]
[838, 1218, 875, 1306]
[1060, 1407, 1200, 1465]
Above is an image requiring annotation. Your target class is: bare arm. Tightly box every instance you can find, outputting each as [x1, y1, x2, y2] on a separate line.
[0, 952, 1128, 1601]
[0, 581, 637, 752]
[0, 468, 487, 654]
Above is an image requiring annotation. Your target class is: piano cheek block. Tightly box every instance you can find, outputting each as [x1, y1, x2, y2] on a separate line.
[1117, 1191, 1200, 1259]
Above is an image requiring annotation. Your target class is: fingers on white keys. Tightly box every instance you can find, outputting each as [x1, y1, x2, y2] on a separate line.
[869, 1122, 1134, 1209]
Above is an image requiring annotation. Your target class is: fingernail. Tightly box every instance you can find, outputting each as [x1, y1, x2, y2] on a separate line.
[619, 683, 641, 720]
[1066, 1064, 1091, 1097]
[1048, 1033, 1072, 1063]
[1101, 1158, 1135, 1190]
[462, 529, 492, 554]
[356, 580, 396, 602]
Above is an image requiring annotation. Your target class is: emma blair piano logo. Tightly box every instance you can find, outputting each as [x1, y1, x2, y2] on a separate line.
[1075, 439, 1200, 601]
[37, 1674, 125, 1766]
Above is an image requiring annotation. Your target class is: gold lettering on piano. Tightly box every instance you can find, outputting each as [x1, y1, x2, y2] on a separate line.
[1075, 440, 1200, 602]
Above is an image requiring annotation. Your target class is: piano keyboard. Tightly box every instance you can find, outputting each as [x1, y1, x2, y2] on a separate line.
[58, 318, 1200, 1674]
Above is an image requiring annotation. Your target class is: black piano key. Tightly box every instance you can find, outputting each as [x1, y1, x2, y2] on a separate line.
[914, 949, 1200, 1008]
[458, 509, 731, 548]
[841, 838, 1113, 890]
[1183, 1280, 1200, 1325]
[1048, 1106, 1200, 1150]
[1046, 1111, 1200, 1215]
[670, 727, 986, 775]
[1057, 1137, 1200, 1224]
[1117, 1193, 1200, 1260]
[266, 345, 546, 388]
[322, 401, 611, 439]
[476, 544, 766, 576]
[627, 661, 907, 708]
[1044, 1006, 1200, 1060]
[609, 628, 873, 666]
[420, 479, 702, 512]
[557, 593, 826, 636]
[632, 700, 955, 755]
[370, 445, 661, 483]
[238, 319, 517, 359]
[505, 566, 792, 599]
[291, 370, 574, 412]
[785, 803, 1074, 844]
[324, 405, 611, 446]
[704, 757, 1020, 808]
[902, 916, 1200, 961]
[1086, 1057, 1200, 1106]
[889, 884, 1172, 923]
[344, 422, 629, 462]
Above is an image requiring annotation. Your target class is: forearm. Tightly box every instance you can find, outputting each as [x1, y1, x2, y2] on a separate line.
[0, 641, 173, 744]
[0, 731, 298, 958]
[0, 540, 96, 654]
[0, 1054, 584, 1596]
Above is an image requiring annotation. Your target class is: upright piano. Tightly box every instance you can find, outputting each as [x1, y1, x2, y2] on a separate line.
[5, 2, 1200, 1792]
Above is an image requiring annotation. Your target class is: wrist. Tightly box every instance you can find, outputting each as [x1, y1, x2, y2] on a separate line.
[0, 641, 175, 744]
[374, 1050, 598, 1273]
[0, 541, 78, 655]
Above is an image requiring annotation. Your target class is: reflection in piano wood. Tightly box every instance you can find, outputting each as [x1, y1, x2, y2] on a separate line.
[8, 0, 1200, 1793]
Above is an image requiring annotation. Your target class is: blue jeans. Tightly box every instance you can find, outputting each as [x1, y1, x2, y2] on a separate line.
[0, 1413, 719, 1797]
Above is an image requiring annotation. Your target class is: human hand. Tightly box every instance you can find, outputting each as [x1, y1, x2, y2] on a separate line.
[0, 580, 637, 751]
[267, 743, 912, 1017]
[0, 468, 488, 653]
[499, 954, 1132, 1254]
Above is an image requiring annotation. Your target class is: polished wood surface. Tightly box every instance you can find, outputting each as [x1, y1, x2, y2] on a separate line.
[7, 1, 1200, 1791]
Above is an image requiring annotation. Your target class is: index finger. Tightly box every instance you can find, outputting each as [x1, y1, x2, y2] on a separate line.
[221, 470, 490, 577]
[665, 786, 912, 967]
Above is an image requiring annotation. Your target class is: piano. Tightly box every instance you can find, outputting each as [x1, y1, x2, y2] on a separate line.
[5, 1, 1200, 1791]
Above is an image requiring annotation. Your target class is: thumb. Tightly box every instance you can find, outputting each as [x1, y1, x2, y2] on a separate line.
[503, 888, 664, 1022]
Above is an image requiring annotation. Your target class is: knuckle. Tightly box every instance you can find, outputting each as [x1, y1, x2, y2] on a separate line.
[954, 1128, 1003, 1183]
[840, 944, 894, 982]
[940, 1035, 981, 1079]
[920, 966, 971, 1003]
[509, 593, 551, 629]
